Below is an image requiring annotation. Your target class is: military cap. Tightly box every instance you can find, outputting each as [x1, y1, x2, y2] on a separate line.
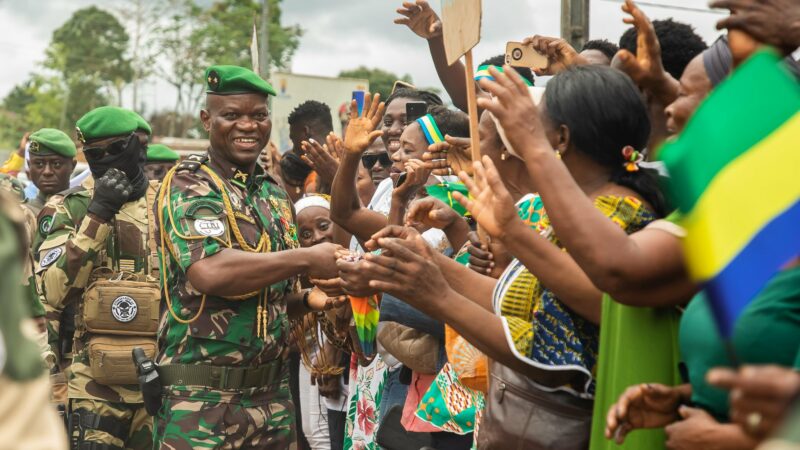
[205, 65, 276, 96]
[146, 144, 180, 162]
[75, 106, 152, 144]
[28, 128, 77, 158]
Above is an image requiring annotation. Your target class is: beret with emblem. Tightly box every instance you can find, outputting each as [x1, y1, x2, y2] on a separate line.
[205, 65, 276, 96]
[29, 128, 77, 158]
[146, 144, 180, 162]
[75, 106, 152, 144]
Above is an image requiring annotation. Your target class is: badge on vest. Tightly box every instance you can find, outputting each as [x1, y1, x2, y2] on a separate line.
[111, 296, 138, 323]
[194, 218, 225, 237]
[40, 247, 63, 268]
[39, 215, 54, 234]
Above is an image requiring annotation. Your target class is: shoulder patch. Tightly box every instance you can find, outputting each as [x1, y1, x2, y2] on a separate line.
[193, 218, 225, 237]
[39, 215, 54, 235]
[176, 154, 209, 173]
[40, 247, 63, 268]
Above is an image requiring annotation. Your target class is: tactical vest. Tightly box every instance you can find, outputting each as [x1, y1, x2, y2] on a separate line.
[80, 181, 161, 386]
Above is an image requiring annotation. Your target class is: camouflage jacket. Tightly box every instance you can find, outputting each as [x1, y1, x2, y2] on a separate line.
[36, 184, 157, 403]
[155, 153, 299, 369]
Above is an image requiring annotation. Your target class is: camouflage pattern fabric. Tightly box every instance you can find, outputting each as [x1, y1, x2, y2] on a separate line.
[154, 154, 299, 449]
[153, 367, 295, 449]
[36, 183, 156, 449]
[26, 191, 48, 216]
[69, 398, 152, 449]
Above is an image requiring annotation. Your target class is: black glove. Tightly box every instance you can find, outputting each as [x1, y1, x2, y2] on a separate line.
[87, 168, 132, 221]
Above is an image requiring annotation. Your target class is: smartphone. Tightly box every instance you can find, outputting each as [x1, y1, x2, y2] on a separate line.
[505, 41, 548, 70]
[352, 90, 365, 116]
[391, 80, 415, 94]
[406, 101, 427, 123]
[394, 172, 408, 188]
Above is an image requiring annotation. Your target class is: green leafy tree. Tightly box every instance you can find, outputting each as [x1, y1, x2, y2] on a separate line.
[338, 66, 413, 100]
[194, 0, 302, 71]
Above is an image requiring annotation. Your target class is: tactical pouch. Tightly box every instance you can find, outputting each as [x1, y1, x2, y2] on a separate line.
[88, 336, 156, 385]
[83, 280, 160, 336]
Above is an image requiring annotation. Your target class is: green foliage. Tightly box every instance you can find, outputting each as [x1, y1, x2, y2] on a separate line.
[194, 0, 302, 72]
[338, 66, 413, 100]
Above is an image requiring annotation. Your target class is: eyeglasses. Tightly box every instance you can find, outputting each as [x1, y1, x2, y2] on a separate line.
[83, 132, 136, 160]
[361, 152, 392, 169]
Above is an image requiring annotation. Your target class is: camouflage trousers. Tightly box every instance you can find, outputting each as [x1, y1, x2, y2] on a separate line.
[69, 398, 153, 450]
[153, 373, 295, 449]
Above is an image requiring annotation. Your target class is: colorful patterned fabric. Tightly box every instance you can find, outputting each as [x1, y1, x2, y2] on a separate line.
[350, 295, 380, 358]
[495, 195, 655, 397]
[421, 194, 542, 434]
[416, 114, 445, 145]
[344, 353, 387, 450]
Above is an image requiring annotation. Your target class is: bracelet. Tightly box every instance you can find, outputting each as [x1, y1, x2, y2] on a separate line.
[302, 289, 312, 310]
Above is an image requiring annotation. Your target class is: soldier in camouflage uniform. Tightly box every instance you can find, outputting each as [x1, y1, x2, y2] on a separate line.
[0, 182, 67, 449]
[154, 65, 340, 449]
[25, 128, 79, 216]
[37, 107, 158, 450]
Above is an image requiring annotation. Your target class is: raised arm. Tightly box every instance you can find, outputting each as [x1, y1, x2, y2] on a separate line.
[329, 94, 389, 241]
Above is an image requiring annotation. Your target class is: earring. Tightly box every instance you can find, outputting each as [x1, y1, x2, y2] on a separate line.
[555, 150, 562, 159]
[501, 150, 509, 161]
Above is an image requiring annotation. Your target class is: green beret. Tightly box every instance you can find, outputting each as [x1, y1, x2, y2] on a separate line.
[29, 128, 77, 158]
[75, 106, 152, 144]
[146, 144, 179, 162]
[205, 65, 276, 96]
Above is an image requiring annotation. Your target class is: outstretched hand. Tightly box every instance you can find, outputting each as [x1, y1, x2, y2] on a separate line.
[423, 135, 473, 177]
[521, 35, 586, 75]
[605, 383, 684, 444]
[302, 137, 340, 188]
[612, 0, 678, 104]
[343, 93, 385, 155]
[453, 156, 520, 242]
[394, 0, 442, 40]
[476, 66, 550, 160]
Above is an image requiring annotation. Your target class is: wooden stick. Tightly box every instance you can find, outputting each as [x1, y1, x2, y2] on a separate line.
[464, 49, 481, 163]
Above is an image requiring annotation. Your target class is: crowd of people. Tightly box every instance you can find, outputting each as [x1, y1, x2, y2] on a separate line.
[0, 0, 799, 449]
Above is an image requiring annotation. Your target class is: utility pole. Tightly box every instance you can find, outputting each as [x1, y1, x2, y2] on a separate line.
[259, 0, 270, 80]
[561, 0, 590, 51]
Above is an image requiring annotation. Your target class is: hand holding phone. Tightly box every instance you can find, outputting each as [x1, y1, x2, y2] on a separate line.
[405, 102, 427, 123]
[505, 41, 548, 70]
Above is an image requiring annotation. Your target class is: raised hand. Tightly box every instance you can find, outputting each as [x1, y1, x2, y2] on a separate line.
[612, 0, 678, 104]
[302, 137, 340, 189]
[394, 0, 442, 40]
[711, 0, 800, 55]
[423, 135, 473, 177]
[342, 93, 385, 155]
[453, 156, 520, 242]
[521, 35, 586, 75]
[88, 168, 132, 221]
[476, 66, 550, 160]
[605, 383, 685, 444]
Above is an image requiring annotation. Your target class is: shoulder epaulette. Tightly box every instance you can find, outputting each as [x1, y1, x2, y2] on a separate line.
[176, 154, 209, 173]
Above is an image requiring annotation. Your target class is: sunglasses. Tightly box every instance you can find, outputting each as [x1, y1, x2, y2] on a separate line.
[83, 132, 136, 160]
[361, 152, 392, 169]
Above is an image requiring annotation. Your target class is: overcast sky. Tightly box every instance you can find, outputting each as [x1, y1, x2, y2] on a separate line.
[0, 0, 725, 111]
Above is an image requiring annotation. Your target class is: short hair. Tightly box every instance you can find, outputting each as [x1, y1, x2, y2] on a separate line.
[619, 18, 707, 80]
[545, 65, 666, 217]
[480, 54, 535, 85]
[581, 39, 619, 61]
[384, 87, 443, 108]
[426, 105, 470, 138]
[288, 100, 333, 133]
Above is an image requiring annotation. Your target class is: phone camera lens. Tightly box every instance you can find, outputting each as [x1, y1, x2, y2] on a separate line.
[512, 48, 523, 60]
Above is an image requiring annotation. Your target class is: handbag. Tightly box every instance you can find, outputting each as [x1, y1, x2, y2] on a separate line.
[477, 360, 593, 450]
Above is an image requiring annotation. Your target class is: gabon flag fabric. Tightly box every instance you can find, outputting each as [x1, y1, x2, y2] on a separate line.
[659, 49, 800, 337]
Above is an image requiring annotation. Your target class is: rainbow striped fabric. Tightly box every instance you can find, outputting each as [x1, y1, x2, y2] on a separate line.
[350, 295, 381, 357]
[659, 49, 800, 337]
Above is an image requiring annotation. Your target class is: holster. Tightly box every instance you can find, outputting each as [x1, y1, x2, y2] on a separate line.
[68, 408, 127, 450]
[132, 347, 163, 416]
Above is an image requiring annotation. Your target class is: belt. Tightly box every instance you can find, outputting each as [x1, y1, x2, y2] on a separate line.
[158, 359, 283, 390]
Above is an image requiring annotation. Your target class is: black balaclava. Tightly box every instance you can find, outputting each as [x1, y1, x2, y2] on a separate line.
[86, 133, 149, 201]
